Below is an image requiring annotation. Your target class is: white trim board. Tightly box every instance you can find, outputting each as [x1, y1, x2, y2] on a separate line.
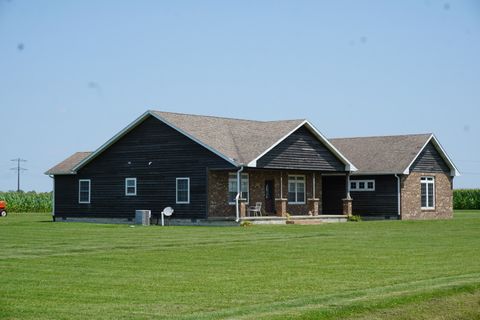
[403, 134, 460, 177]
[247, 120, 357, 172]
[78, 179, 91, 204]
[72, 111, 152, 172]
[70, 111, 357, 174]
[125, 178, 137, 196]
[150, 111, 239, 166]
[176, 177, 190, 204]
[72, 111, 239, 173]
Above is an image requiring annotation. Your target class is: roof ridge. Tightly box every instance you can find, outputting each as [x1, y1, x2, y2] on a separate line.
[266, 118, 306, 123]
[151, 110, 306, 124]
[151, 110, 269, 123]
[330, 133, 432, 140]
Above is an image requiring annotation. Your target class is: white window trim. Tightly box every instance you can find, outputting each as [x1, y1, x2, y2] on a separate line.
[288, 174, 306, 205]
[350, 179, 375, 192]
[176, 177, 190, 204]
[78, 179, 91, 204]
[421, 176, 435, 210]
[228, 173, 249, 205]
[125, 178, 137, 196]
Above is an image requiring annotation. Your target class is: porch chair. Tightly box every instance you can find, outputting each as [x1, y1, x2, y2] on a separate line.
[247, 202, 262, 217]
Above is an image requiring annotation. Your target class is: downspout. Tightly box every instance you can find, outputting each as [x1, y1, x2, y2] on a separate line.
[395, 174, 401, 217]
[346, 173, 351, 200]
[235, 166, 244, 222]
[49, 175, 55, 222]
[312, 173, 316, 199]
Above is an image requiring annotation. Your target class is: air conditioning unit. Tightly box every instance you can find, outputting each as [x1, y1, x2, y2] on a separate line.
[135, 210, 151, 226]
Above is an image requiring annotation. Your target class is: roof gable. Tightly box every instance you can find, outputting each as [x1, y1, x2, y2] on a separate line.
[255, 125, 349, 171]
[409, 141, 450, 173]
[151, 111, 304, 165]
[403, 134, 460, 176]
[47, 110, 352, 175]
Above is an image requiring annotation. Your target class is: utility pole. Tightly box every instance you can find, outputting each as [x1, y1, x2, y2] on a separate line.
[10, 158, 27, 192]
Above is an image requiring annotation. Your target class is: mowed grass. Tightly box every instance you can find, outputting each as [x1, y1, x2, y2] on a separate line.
[1, 212, 479, 320]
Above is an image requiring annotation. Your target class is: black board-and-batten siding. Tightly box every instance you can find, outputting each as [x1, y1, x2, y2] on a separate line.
[322, 175, 399, 216]
[257, 126, 346, 171]
[339, 142, 450, 217]
[410, 141, 450, 174]
[54, 116, 235, 220]
[350, 175, 399, 216]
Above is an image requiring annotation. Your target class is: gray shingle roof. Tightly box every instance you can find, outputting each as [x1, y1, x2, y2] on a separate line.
[329, 134, 432, 174]
[45, 111, 308, 175]
[45, 152, 92, 175]
[152, 111, 305, 165]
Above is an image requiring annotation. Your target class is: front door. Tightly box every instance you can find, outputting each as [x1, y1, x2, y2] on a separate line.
[265, 180, 275, 214]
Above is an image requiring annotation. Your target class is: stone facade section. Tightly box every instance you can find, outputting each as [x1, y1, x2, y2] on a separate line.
[208, 169, 323, 217]
[400, 172, 453, 220]
[342, 198, 353, 216]
[207, 170, 235, 217]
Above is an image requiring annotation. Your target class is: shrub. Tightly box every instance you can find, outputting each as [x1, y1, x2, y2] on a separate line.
[348, 215, 362, 222]
[0, 191, 52, 213]
[453, 189, 480, 210]
[240, 221, 253, 227]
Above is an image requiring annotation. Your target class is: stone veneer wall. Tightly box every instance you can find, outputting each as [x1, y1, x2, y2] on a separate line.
[207, 169, 322, 217]
[400, 172, 453, 220]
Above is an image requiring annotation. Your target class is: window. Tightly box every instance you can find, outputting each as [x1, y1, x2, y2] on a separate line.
[288, 175, 305, 204]
[79, 179, 91, 203]
[421, 176, 435, 209]
[125, 178, 137, 196]
[176, 177, 190, 204]
[228, 173, 249, 204]
[350, 179, 375, 191]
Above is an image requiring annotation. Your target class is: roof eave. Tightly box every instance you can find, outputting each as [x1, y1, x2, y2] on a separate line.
[71, 110, 241, 173]
[71, 111, 153, 172]
[44, 171, 77, 176]
[247, 120, 357, 172]
[304, 121, 357, 172]
[403, 134, 460, 177]
[351, 171, 404, 176]
[149, 111, 239, 167]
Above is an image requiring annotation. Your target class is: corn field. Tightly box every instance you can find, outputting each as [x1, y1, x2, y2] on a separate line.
[453, 189, 480, 210]
[0, 189, 478, 213]
[0, 191, 52, 213]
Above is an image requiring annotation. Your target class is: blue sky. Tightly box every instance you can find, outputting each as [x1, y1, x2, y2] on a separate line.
[0, 0, 479, 191]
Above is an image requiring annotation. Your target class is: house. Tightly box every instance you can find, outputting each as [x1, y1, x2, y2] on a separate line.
[45, 110, 459, 224]
[330, 134, 459, 220]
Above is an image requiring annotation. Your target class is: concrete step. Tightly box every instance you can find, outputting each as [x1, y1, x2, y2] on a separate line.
[286, 220, 324, 225]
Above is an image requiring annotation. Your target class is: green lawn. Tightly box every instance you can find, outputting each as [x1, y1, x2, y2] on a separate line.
[1, 211, 479, 320]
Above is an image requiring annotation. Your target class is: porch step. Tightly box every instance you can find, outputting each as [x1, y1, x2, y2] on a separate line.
[240, 215, 347, 225]
[286, 219, 323, 225]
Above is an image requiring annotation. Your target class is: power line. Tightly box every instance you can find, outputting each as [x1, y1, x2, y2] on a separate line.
[10, 158, 27, 192]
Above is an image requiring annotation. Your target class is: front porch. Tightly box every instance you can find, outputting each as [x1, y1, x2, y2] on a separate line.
[240, 214, 348, 225]
[207, 168, 353, 219]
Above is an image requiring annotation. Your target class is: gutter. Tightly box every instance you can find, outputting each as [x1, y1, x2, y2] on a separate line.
[235, 166, 244, 222]
[394, 174, 401, 217]
[48, 175, 55, 222]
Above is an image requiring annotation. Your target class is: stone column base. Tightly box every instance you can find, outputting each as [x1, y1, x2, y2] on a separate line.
[239, 200, 247, 218]
[307, 198, 320, 216]
[342, 198, 353, 216]
[275, 198, 287, 217]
